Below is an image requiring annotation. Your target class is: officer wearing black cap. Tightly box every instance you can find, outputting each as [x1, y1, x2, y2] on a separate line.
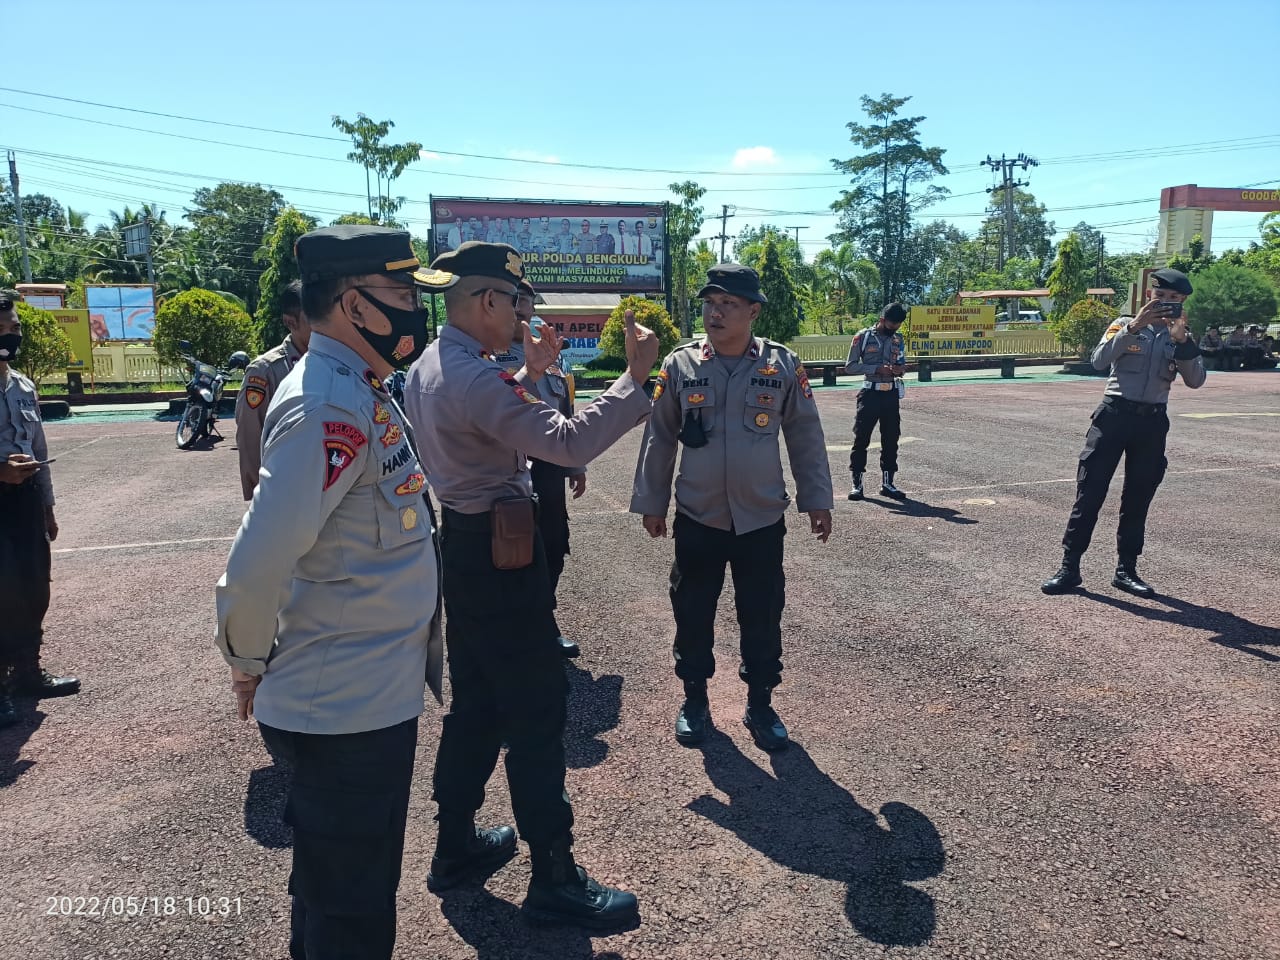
[844, 303, 909, 500]
[631, 263, 834, 753]
[215, 225, 442, 960]
[403, 240, 658, 929]
[489, 278, 585, 657]
[0, 289, 79, 728]
[1042, 267, 1206, 598]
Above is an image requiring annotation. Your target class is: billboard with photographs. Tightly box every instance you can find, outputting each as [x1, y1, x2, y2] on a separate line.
[86, 284, 157, 339]
[430, 198, 667, 293]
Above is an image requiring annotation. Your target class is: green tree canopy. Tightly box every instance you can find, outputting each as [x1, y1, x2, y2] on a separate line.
[830, 93, 949, 308]
[1046, 232, 1090, 322]
[12, 302, 72, 387]
[753, 237, 800, 343]
[153, 288, 258, 366]
[186, 183, 286, 313]
[331, 114, 421, 225]
[979, 189, 1055, 272]
[812, 243, 879, 334]
[1184, 263, 1278, 336]
[597, 296, 680, 364]
[1053, 298, 1117, 358]
[256, 206, 318, 345]
[667, 180, 706, 337]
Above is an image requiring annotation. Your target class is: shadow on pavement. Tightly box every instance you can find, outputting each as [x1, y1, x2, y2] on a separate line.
[438, 884, 628, 960]
[0, 704, 45, 789]
[564, 662, 622, 770]
[689, 731, 943, 946]
[864, 496, 978, 525]
[1080, 590, 1280, 662]
[244, 760, 293, 848]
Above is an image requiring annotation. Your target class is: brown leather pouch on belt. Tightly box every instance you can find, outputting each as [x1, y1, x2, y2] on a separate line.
[491, 496, 536, 570]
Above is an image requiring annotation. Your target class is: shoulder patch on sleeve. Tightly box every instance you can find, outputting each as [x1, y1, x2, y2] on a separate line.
[1103, 320, 1126, 342]
[323, 439, 358, 490]
[497, 369, 542, 405]
[651, 368, 669, 401]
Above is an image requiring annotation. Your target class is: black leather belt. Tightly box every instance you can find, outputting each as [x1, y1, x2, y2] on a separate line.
[1104, 396, 1167, 416]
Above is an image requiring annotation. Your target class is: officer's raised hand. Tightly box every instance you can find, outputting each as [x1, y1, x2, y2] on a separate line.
[1128, 296, 1167, 333]
[808, 509, 832, 543]
[642, 514, 667, 538]
[522, 319, 563, 378]
[0, 452, 40, 485]
[1168, 315, 1190, 343]
[624, 309, 660, 384]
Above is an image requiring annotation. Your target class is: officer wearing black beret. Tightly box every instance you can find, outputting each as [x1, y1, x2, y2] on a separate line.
[404, 240, 658, 928]
[1042, 267, 1206, 598]
[216, 225, 442, 960]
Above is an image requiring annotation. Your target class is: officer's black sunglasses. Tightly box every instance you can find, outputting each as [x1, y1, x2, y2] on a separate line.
[470, 287, 520, 308]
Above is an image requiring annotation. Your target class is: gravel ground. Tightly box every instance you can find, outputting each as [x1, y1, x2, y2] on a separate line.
[2, 369, 1277, 960]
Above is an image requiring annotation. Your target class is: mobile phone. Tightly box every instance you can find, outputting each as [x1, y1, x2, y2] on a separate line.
[36, 458, 56, 466]
[1163, 302, 1183, 319]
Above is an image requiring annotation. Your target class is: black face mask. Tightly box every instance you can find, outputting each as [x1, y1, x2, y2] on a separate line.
[0, 333, 21, 361]
[355, 289, 428, 367]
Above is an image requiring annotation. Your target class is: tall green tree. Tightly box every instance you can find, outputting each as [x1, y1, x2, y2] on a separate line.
[667, 180, 706, 336]
[256, 206, 319, 345]
[1184, 263, 1277, 336]
[12, 302, 72, 387]
[187, 183, 286, 313]
[980, 189, 1055, 273]
[753, 237, 800, 343]
[830, 93, 949, 308]
[331, 114, 421, 225]
[1046, 232, 1090, 323]
[152, 288, 258, 366]
[812, 243, 879, 335]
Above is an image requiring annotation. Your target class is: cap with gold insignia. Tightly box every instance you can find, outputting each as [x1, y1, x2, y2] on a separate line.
[1151, 267, 1193, 296]
[416, 241, 525, 290]
[695, 262, 768, 303]
[295, 225, 438, 285]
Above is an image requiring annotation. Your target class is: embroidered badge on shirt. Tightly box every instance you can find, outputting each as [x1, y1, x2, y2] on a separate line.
[323, 439, 357, 490]
[390, 335, 415, 362]
[395, 473, 425, 496]
[756, 393, 774, 406]
[381, 422, 403, 448]
[754, 412, 771, 428]
[1103, 321, 1125, 342]
[700, 342, 713, 360]
[797, 367, 814, 399]
[373, 402, 390, 424]
[246, 375, 269, 389]
[748, 341, 760, 360]
[1126, 344, 1142, 352]
[363, 369, 383, 391]
[757, 364, 779, 376]
[324, 422, 368, 448]
[400, 506, 418, 531]
[244, 387, 265, 409]
[687, 392, 706, 405]
[652, 369, 668, 401]
[498, 369, 541, 405]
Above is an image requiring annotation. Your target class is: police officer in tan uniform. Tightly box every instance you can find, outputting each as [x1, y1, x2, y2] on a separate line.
[491, 278, 585, 657]
[215, 226, 441, 960]
[1042, 268, 1206, 598]
[631, 264, 834, 752]
[844, 303, 908, 500]
[0, 292, 79, 727]
[235, 280, 310, 500]
[404, 241, 657, 930]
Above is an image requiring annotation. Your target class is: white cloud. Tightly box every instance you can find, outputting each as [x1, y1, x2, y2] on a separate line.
[731, 146, 779, 169]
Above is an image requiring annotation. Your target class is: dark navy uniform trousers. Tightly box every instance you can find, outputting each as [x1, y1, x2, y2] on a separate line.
[1063, 398, 1169, 559]
[849, 389, 901, 474]
[530, 459, 570, 597]
[0, 481, 51, 674]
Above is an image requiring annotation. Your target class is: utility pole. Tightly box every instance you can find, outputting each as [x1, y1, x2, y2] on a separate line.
[981, 153, 1038, 270]
[6, 151, 33, 283]
[143, 213, 156, 285]
[786, 225, 809, 265]
[1096, 233, 1105, 289]
[712, 204, 736, 262]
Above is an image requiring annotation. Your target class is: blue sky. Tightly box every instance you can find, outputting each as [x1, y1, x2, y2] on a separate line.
[5, 0, 1277, 259]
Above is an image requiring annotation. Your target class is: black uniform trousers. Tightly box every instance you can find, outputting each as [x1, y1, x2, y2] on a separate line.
[670, 512, 786, 690]
[0, 480, 51, 673]
[849, 389, 901, 474]
[432, 508, 574, 850]
[1062, 399, 1170, 560]
[530, 459, 570, 598]
[258, 717, 418, 960]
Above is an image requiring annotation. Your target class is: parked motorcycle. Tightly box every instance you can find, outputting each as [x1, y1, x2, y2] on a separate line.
[175, 340, 250, 449]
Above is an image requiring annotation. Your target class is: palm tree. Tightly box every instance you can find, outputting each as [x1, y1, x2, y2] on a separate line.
[813, 244, 880, 335]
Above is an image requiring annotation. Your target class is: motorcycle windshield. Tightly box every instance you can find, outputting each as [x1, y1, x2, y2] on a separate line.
[194, 362, 218, 384]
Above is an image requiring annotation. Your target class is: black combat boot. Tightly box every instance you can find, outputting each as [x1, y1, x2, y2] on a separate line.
[674, 680, 711, 746]
[523, 837, 639, 930]
[880, 471, 907, 500]
[743, 686, 789, 752]
[1112, 556, 1155, 598]
[0, 670, 18, 729]
[12, 660, 80, 698]
[556, 635, 581, 658]
[1041, 553, 1083, 595]
[426, 813, 517, 893]
[848, 472, 865, 501]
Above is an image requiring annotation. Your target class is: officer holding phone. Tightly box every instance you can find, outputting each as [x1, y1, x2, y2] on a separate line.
[1042, 268, 1205, 598]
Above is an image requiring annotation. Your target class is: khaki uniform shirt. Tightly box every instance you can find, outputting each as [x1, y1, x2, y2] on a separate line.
[403, 325, 650, 514]
[631, 338, 833, 534]
[1093, 318, 1207, 404]
[492, 342, 585, 477]
[0, 370, 54, 506]
[234, 336, 304, 500]
[215, 333, 442, 735]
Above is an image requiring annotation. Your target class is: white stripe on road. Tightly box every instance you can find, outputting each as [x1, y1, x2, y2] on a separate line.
[53, 536, 235, 555]
[1179, 412, 1280, 419]
[826, 437, 922, 452]
[917, 462, 1280, 494]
